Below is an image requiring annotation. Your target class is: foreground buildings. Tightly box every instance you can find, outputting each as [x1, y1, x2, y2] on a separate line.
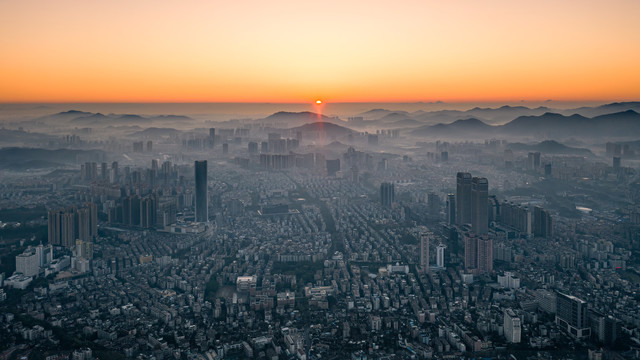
[1, 128, 640, 360]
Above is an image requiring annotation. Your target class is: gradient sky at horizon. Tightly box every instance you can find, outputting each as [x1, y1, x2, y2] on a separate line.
[1, 0, 639, 103]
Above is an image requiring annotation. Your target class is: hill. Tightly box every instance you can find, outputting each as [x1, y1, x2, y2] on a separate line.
[0, 147, 105, 170]
[288, 122, 355, 138]
[412, 118, 492, 137]
[507, 140, 593, 156]
[411, 110, 640, 139]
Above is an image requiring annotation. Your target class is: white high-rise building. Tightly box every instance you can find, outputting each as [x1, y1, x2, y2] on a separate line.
[498, 272, 520, 289]
[504, 308, 521, 343]
[436, 243, 447, 268]
[16, 248, 40, 277]
[420, 232, 430, 273]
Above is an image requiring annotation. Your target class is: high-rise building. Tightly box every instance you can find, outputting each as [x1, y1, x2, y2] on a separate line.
[222, 143, 229, 154]
[157, 200, 177, 228]
[436, 243, 446, 268]
[101, 162, 108, 181]
[248, 141, 258, 154]
[471, 177, 488, 235]
[465, 234, 493, 274]
[446, 194, 455, 225]
[477, 234, 493, 274]
[501, 202, 532, 237]
[140, 196, 157, 228]
[440, 151, 448, 162]
[427, 193, 440, 220]
[589, 310, 621, 346]
[456, 172, 472, 225]
[504, 308, 521, 343]
[556, 292, 590, 339]
[613, 156, 621, 172]
[76, 203, 98, 242]
[533, 206, 553, 239]
[380, 182, 395, 208]
[326, 159, 341, 176]
[16, 248, 40, 277]
[464, 234, 478, 270]
[420, 232, 430, 273]
[194, 160, 208, 223]
[48, 204, 97, 248]
[527, 152, 541, 170]
[208, 128, 216, 148]
[75, 239, 94, 260]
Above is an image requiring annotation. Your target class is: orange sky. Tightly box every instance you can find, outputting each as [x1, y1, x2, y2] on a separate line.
[1, 0, 639, 103]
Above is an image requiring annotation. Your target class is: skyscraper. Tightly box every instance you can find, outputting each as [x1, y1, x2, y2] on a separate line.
[464, 234, 478, 271]
[556, 292, 590, 339]
[436, 243, 446, 268]
[456, 172, 472, 225]
[504, 308, 521, 343]
[613, 156, 621, 172]
[420, 232, 430, 273]
[464, 233, 492, 275]
[48, 204, 98, 248]
[533, 206, 553, 239]
[427, 193, 440, 220]
[446, 194, 455, 225]
[471, 177, 488, 235]
[194, 160, 208, 223]
[477, 234, 493, 274]
[380, 182, 395, 208]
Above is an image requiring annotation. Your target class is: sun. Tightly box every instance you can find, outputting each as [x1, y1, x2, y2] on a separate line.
[315, 100, 322, 104]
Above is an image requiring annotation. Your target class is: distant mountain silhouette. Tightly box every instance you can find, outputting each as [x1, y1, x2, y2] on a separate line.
[357, 109, 409, 119]
[411, 110, 640, 138]
[588, 110, 640, 136]
[0, 128, 56, 145]
[70, 113, 109, 123]
[412, 118, 491, 136]
[259, 111, 339, 127]
[500, 113, 590, 136]
[38, 110, 93, 122]
[288, 122, 354, 138]
[114, 114, 149, 122]
[40, 111, 194, 125]
[559, 101, 640, 118]
[378, 112, 413, 122]
[507, 140, 593, 156]
[265, 111, 332, 121]
[0, 147, 104, 169]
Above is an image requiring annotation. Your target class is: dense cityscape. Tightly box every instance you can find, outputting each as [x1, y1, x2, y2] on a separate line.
[1, 104, 640, 360]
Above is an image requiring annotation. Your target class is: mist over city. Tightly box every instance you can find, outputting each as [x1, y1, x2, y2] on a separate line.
[2, 0, 640, 359]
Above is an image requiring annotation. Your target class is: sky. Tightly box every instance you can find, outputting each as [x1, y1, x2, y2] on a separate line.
[1, 0, 639, 103]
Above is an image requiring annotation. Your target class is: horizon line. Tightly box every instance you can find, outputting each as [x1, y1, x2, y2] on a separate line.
[1, 99, 635, 105]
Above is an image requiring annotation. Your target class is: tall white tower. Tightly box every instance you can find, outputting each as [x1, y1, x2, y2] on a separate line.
[436, 243, 447, 268]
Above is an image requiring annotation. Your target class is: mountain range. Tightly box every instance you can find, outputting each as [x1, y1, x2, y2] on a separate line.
[507, 140, 593, 156]
[412, 110, 640, 138]
[0, 147, 105, 170]
[352, 101, 640, 129]
[37, 111, 195, 126]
